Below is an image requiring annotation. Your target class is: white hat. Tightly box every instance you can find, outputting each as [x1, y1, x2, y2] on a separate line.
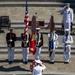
[9, 28, 14, 31]
[36, 27, 40, 30]
[65, 29, 69, 32]
[66, 3, 70, 5]
[35, 60, 42, 64]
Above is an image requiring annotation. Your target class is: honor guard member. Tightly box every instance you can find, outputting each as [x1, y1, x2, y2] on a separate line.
[6, 28, 16, 64]
[48, 31, 58, 64]
[34, 27, 43, 60]
[60, 3, 74, 32]
[62, 29, 73, 64]
[32, 60, 46, 75]
[21, 30, 30, 64]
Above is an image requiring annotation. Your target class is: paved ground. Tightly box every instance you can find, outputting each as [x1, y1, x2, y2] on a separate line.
[0, 29, 75, 46]
[0, 6, 63, 21]
[0, 29, 75, 75]
[0, 2, 75, 74]
[0, 54, 75, 75]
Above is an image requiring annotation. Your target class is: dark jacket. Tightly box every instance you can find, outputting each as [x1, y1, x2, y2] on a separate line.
[6, 33, 16, 47]
[21, 33, 30, 48]
[36, 33, 43, 47]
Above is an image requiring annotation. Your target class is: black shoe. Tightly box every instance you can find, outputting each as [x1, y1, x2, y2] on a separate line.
[25, 61, 28, 64]
[23, 61, 28, 64]
[64, 62, 69, 64]
[9, 61, 13, 64]
[50, 61, 54, 64]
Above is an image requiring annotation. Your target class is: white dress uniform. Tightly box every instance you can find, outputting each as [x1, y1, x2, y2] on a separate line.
[60, 6, 74, 32]
[32, 60, 46, 75]
[21, 33, 30, 63]
[6, 28, 16, 63]
[34, 28, 43, 60]
[48, 32, 58, 62]
[62, 29, 73, 63]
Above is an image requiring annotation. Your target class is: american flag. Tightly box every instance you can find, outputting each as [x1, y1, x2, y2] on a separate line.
[24, 0, 29, 34]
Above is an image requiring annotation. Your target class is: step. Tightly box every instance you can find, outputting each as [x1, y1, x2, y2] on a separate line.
[0, 0, 75, 3]
[0, 54, 75, 74]
[0, 48, 75, 55]
[0, 44, 75, 49]
[0, 2, 75, 7]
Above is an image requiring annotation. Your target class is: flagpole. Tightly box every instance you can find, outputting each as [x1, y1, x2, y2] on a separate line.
[24, 0, 29, 34]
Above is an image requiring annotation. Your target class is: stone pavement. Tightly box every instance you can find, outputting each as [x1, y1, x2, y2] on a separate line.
[0, 29, 75, 75]
[0, 54, 75, 75]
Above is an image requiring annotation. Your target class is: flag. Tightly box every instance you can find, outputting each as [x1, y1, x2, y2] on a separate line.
[46, 15, 55, 31]
[29, 15, 37, 55]
[29, 34, 36, 55]
[48, 15, 55, 57]
[24, 0, 29, 34]
[31, 15, 36, 33]
[49, 33, 54, 57]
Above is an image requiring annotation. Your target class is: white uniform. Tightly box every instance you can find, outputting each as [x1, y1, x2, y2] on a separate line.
[21, 33, 30, 63]
[34, 32, 43, 60]
[22, 47, 29, 62]
[32, 61, 46, 75]
[48, 32, 58, 62]
[60, 6, 74, 32]
[62, 34, 73, 62]
[8, 47, 14, 62]
[34, 47, 41, 60]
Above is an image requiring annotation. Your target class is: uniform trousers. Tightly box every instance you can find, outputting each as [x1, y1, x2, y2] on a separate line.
[8, 47, 14, 62]
[22, 47, 29, 62]
[49, 48, 55, 62]
[64, 22, 71, 32]
[34, 47, 41, 60]
[63, 46, 71, 62]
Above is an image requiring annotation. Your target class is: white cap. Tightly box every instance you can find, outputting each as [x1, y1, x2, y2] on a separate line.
[36, 27, 40, 30]
[66, 3, 70, 5]
[9, 28, 14, 31]
[35, 60, 42, 64]
[65, 29, 69, 32]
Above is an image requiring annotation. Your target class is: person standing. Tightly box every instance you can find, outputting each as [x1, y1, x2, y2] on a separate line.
[60, 3, 74, 32]
[48, 31, 58, 64]
[32, 60, 46, 75]
[62, 29, 73, 64]
[34, 27, 43, 60]
[6, 28, 16, 64]
[21, 30, 30, 64]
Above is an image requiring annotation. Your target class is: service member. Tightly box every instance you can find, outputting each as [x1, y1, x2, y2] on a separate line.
[60, 3, 74, 32]
[21, 30, 30, 64]
[48, 31, 58, 63]
[34, 28, 43, 60]
[6, 28, 16, 64]
[62, 29, 73, 63]
[32, 60, 46, 75]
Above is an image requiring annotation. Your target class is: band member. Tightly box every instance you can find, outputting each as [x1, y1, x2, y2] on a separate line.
[60, 3, 74, 32]
[62, 29, 73, 64]
[6, 28, 16, 64]
[32, 60, 46, 75]
[48, 30, 58, 64]
[21, 30, 30, 64]
[34, 27, 43, 60]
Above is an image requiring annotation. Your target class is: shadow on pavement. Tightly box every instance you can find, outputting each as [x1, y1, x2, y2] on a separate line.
[0, 29, 4, 33]
[0, 66, 30, 72]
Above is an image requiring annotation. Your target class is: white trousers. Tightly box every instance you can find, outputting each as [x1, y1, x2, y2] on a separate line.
[63, 46, 71, 62]
[8, 47, 14, 62]
[64, 22, 71, 33]
[22, 47, 29, 62]
[34, 47, 41, 60]
[49, 49, 55, 62]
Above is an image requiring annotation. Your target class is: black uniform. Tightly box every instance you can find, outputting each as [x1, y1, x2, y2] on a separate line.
[6, 33, 16, 47]
[21, 33, 30, 48]
[36, 33, 43, 47]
